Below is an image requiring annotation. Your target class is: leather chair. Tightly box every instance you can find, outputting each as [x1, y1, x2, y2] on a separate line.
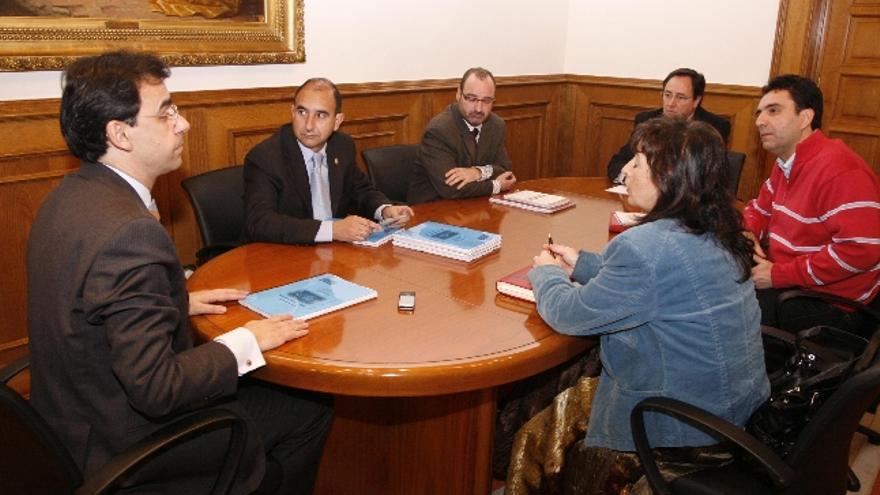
[181, 165, 245, 265]
[0, 355, 248, 495]
[361, 144, 418, 203]
[629, 339, 880, 495]
[726, 151, 746, 195]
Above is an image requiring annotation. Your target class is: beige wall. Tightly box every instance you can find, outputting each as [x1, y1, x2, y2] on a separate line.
[564, 0, 779, 86]
[0, 0, 778, 101]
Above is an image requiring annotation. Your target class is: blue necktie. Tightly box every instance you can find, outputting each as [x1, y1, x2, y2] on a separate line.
[309, 153, 332, 220]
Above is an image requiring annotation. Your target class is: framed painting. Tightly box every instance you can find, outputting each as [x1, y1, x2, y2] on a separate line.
[0, 0, 304, 71]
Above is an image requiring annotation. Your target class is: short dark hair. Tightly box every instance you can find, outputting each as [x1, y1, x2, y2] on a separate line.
[59, 51, 170, 163]
[663, 68, 706, 103]
[459, 67, 496, 90]
[762, 74, 823, 130]
[629, 117, 753, 281]
[294, 78, 342, 113]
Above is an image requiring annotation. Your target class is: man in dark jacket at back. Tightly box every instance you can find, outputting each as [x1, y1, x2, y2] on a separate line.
[607, 68, 730, 181]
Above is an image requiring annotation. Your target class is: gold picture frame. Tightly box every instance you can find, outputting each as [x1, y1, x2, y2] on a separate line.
[0, 0, 304, 71]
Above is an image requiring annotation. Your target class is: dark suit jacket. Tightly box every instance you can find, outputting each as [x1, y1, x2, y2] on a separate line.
[407, 103, 513, 204]
[606, 107, 731, 180]
[243, 125, 390, 244]
[26, 162, 263, 492]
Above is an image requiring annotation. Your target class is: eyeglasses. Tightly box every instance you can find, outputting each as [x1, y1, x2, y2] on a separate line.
[142, 104, 181, 122]
[662, 91, 692, 103]
[461, 94, 495, 105]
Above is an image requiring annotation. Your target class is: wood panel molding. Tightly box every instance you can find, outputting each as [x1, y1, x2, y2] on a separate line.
[0, 73, 765, 367]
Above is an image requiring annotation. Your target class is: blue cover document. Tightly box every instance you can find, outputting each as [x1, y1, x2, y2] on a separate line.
[392, 221, 502, 262]
[240, 273, 378, 320]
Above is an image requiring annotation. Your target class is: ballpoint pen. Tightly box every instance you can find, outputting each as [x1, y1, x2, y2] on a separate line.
[548, 234, 557, 259]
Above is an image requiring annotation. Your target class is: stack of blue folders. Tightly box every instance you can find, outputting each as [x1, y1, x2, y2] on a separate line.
[391, 221, 501, 262]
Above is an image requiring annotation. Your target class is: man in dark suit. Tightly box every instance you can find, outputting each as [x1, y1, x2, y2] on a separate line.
[606, 68, 731, 181]
[244, 78, 413, 245]
[407, 67, 517, 205]
[27, 51, 332, 495]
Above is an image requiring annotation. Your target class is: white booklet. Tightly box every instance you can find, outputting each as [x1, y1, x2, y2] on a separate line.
[605, 185, 628, 195]
[490, 189, 574, 213]
[240, 273, 377, 320]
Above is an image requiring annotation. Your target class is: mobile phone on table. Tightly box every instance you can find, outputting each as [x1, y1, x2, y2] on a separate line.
[398, 291, 416, 311]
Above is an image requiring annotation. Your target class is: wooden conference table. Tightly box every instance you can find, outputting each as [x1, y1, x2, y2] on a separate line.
[188, 177, 623, 494]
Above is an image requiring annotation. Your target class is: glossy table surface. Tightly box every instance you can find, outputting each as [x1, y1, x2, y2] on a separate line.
[188, 177, 622, 397]
[187, 177, 623, 494]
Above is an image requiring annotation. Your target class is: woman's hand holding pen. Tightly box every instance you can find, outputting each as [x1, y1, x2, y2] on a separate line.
[533, 242, 578, 275]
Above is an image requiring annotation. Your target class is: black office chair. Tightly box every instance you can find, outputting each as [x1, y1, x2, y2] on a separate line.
[630, 346, 880, 494]
[181, 165, 245, 265]
[772, 288, 880, 490]
[361, 144, 419, 203]
[0, 355, 248, 495]
[726, 151, 746, 195]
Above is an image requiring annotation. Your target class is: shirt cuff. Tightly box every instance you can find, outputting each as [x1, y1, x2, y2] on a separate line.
[476, 164, 493, 181]
[214, 327, 265, 376]
[315, 220, 333, 242]
[374, 204, 391, 221]
[491, 179, 502, 195]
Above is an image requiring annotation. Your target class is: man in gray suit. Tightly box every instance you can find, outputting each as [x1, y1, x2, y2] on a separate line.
[27, 51, 332, 495]
[407, 67, 517, 204]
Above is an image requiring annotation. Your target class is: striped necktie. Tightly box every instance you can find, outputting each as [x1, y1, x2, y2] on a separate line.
[309, 153, 332, 220]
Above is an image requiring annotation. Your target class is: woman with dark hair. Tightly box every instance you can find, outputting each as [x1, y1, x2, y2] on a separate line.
[528, 117, 769, 493]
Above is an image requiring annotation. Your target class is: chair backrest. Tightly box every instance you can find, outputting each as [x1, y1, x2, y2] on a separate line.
[781, 353, 880, 494]
[181, 166, 245, 256]
[0, 380, 82, 493]
[361, 144, 419, 203]
[727, 151, 746, 195]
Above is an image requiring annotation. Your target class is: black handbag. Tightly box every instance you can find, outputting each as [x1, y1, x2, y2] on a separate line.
[747, 325, 878, 457]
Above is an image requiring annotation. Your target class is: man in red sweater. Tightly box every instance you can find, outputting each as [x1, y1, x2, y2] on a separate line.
[743, 75, 880, 331]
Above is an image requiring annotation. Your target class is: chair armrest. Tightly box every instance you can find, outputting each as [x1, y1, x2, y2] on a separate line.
[778, 289, 880, 321]
[630, 397, 795, 493]
[77, 409, 248, 495]
[0, 354, 30, 384]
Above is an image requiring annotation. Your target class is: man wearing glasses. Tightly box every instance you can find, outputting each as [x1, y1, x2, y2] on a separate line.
[606, 68, 731, 181]
[28, 51, 332, 495]
[407, 67, 517, 204]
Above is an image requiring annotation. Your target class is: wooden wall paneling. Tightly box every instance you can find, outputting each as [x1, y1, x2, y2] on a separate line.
[569, 78, 663, 178]
[0, 175, 67, 364]
[770, 0, 828, 79]
[0, 100, 76, 364]
[828, 130, 880, 174]
[336, 91, 428, 173]
[498, 81, 562, 180]
[817, 0, 880, 173]
[695, 85, 765, 200]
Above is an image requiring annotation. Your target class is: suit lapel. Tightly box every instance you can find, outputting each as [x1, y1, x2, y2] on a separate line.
[326, 137, 344, 217]
[450, 105, 477, 165]
[281, 126, 316, 217]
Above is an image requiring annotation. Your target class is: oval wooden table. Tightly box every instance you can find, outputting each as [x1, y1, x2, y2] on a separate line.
[188, 177, 623, 494]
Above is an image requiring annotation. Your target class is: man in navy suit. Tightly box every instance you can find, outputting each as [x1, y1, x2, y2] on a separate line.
[244, 78, 413, 245]
[607, 68, 731, 181]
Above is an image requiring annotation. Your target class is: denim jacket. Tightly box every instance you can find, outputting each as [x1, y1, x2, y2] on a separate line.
[529, 218, 769, 451]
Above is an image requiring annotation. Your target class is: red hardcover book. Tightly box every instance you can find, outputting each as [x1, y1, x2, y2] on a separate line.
[496, 265, 535, 303]
[609, 211, 645, 233]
